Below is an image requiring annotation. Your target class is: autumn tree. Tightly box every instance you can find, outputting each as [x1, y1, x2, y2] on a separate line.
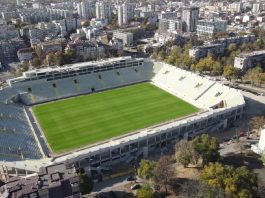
[201, 163, 258, 198]
[244, 66, 263, 85]
[137, 160, 156, 180]
[223, 66, 238, 80]
[31, 57, 42, 68]
[249, 116, 265, 136]
[175, 140, 199, 167]
[54, 51, 64, 66]
[154, 156, 174, 193]
[137, 185, 154, 198]
[192, 134, 220, 166]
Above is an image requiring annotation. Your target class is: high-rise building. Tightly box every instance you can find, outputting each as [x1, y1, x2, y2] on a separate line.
[77, 1, 92, 20]
[182, 6, 199, 32]
[16, 0, 22, 6]
[95, 2, 112, 21]
[118, 3, 135, 26]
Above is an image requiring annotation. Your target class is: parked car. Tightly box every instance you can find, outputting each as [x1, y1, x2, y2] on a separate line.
[130, 184, 141, 190]
[127, 175, 136, 181]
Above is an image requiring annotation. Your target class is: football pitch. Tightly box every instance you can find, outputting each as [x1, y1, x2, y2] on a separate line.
[33, 83, 199, 153]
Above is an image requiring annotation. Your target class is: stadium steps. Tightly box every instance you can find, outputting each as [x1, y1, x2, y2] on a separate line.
[29, 93, 36, 104]
[74, 81, 81, 92]
[194, 82, 216, 101]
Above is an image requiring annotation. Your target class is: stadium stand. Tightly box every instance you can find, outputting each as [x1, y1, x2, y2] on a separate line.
[0, 103, 42, 162]
[0, 57, 245, 178]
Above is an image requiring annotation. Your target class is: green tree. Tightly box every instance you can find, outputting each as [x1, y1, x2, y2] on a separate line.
[79, 174, 94, 195]
[137, 160, 156, 180]
[192, 134, 220, 166]
[137, 185, 154, 198]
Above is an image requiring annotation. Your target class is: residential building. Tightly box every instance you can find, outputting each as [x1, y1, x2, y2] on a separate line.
[90, 18, 108, 28]
[160, 12, 178, 20]
[66, 40, 105, 60]
[77, 1, 92, 20]
[234, 50, 265, 70]
[197, 18, 227, 38]
[17, 48, 33, 62]
[118, 3, 135, 26]
[189, 44, 225, 60]
[113, 31, 133, 46]
[159, 18, 182, 32]
[0, 38, 26, 63]
[182, 6, 199, 32]
[96, 2, 112, 21]
[0, 163, 81, 198]
[252, 3, 261, 13]
[39, 40, 63, 53]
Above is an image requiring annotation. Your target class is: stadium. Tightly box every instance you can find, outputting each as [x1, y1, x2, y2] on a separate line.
[0, 56, 245, 178]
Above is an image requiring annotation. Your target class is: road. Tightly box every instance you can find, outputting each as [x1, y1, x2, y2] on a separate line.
[89, 175, 132, 195]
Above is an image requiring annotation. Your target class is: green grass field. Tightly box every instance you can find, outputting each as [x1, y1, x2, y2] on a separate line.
[33, 83, 198, 153]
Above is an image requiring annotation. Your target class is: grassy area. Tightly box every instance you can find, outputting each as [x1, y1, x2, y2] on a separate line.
[33, 83, 198, 153]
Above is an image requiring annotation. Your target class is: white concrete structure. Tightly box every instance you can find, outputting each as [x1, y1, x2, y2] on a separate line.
[252, 127, 265, 154]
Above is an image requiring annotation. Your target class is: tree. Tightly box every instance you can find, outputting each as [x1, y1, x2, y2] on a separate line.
[175, 140, 199, 167]
[201, 163, 258, 198]
[64, 49, 76, 64]
[192, 134, 220, 166]
[83, 20, 90, 27]
[154, 156, 174, 193]
[54, 51, 64, 66]
[20, 61, 29, 72]
[227, 43, 237, 53]
[245, 66, 263, 86]
[249, 116, 265, 136]
[261, 152, 265, 164]
[137, 160, 156, 180]
[79, 174, 94, 195]
[35, 46, 44, 59]
[223, 66, 236, 80]
[137, 185, 154, 198]
[31, 58, 42, 68]
[46, 53, 56, 66]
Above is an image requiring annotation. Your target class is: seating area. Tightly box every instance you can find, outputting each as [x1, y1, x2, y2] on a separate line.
[152, 62, 245, 109]
[3, 64, 154, 105]
[0, 103, 42, 161]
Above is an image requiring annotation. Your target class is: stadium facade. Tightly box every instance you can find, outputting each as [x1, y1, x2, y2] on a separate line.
[0, 57, 245, 179]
